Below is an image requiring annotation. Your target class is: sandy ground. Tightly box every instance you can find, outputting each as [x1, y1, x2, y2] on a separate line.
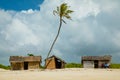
[0, 68, 120, 80]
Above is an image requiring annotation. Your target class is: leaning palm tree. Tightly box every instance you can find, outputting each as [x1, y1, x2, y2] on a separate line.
[45, 3, 73, 68]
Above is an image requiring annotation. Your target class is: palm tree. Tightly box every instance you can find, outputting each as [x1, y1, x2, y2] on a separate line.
[45, 3, 73, 68]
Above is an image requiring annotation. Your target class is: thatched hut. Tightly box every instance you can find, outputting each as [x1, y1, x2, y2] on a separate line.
[81, 55, 112, 68]
[9, 56, 41, 70]
[45, 55, 66, 69]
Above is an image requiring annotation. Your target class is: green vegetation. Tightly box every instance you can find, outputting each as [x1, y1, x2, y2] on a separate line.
[110, 64, 120, 69]
[40, 65, 45, 69]
[65, 63, 120, 69]
[0, 64, 10, 70]
[65, 63, 83, 68]
[0, 63, 120, 70]
[27, 53, 34, 56]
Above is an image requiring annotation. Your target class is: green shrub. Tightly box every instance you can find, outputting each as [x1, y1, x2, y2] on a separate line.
[65, 63, 82, 68]
[110, 64, 120, 69]
[27, 53, 34, 56]
[40, 65, 45, 69]
[0, 64, 10, 70]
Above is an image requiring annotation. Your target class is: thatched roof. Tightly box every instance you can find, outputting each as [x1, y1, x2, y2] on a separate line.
[24, 56, 41, 62]
[82, 55, 112, 61]
[9, 56, 41, 62]
[9, 56, 24, 62]
[46, 55, 66, 63]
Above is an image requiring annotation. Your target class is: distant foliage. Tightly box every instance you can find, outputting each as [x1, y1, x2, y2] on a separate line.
[65, 63, 120, 68]
[0, 64, 10, 70]
[110, 64, 120, 69]
[40, 65, 45, 69]
[27, 53, 34, 56]
[65, 63, 82, 68]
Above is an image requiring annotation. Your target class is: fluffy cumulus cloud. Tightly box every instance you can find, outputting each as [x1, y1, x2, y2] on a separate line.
[0, 0, 120, 65]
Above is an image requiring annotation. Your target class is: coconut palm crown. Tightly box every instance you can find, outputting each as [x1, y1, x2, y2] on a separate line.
[53, 3, 74, 23]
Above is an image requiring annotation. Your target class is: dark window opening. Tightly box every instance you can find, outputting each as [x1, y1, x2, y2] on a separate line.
[94, 60, 98, 68]
[55, 58, 62, 69]
[24, 62, 28, 70]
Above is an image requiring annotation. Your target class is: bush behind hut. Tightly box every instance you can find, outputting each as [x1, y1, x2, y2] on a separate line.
[65, 63, 83, 68]
[110, 64, 120, 69]
[0, 64, 10, 70]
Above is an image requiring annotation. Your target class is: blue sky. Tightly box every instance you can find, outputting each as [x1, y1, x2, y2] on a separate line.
[0, 0, 120, 65]
[0, 0, 44, 11]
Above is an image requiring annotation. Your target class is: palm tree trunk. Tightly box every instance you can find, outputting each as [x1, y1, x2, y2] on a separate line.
[45, 17, 62, 68]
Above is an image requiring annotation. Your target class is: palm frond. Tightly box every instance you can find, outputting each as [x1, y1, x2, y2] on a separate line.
[67, 10, 74, 14]
[53, 10, 58, 16]
[60, 3, 68, 17]
[62, 19, 67, 24]
[57, 6, 60, 14]
[53, 3, 73, 20]
[60, 3, 67, 9]
[64, 15, 72, 20]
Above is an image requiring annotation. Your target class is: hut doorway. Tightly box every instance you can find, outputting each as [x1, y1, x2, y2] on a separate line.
[55, 59, 62, 69]
[94, 60, 98, 68]
[24, 62, 28, 70]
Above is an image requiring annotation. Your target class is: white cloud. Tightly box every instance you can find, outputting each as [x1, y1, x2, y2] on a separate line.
[2, 18, 40, 46]
[0, 0, 120, 65]
[96, 0, 120, 13]
[21, 9, 35, 14]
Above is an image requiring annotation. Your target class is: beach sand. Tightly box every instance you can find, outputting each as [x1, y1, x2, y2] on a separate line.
[0, 68, 120, 80]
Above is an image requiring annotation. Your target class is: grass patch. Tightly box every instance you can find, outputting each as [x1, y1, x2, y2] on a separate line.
[65, 63, 82, 68]
[110, 64, 120, 69]
[0, 64, 10, 70]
